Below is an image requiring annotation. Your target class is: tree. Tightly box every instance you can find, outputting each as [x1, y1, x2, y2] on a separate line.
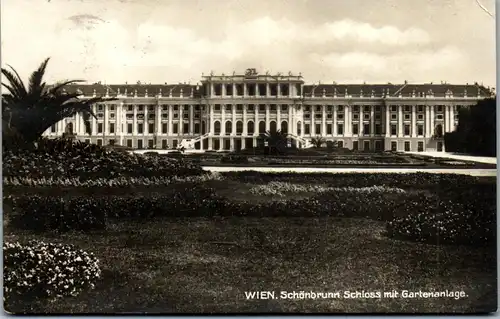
[311, 136, 325, 148]
[259, 129, 289, 155]
[444, 98, 496, 156]
[1, 57, 117, 147]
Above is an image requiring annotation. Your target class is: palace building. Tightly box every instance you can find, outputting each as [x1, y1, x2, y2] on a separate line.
[45, 69, 494, 152]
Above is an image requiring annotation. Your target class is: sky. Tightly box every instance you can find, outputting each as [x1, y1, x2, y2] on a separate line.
[1, 0, 496, 87]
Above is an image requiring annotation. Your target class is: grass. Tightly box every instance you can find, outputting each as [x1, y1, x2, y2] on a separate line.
[5, 217, 496, 314]
[4, 174, 497, 314]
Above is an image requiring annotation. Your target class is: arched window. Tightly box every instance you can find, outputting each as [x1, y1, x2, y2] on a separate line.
[281, 121, 288, 134]
[247, 121, 255, 135]
[259, 121, 266, 134]
[270, 121, 277, 133]
[297, 121, 302, 135]
[65, 122, 74, 134]
[201, 121, 206, 134]
[225, 120, 232, 136]
[214, 121, 221, 135]
[435, 124, 443, 138]
[236, 121, 243, 135]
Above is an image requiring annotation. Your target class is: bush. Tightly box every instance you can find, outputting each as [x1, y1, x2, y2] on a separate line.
[386, 192, 496, 247]
[3, 138, 203, 181]
[4, 241, 101, 308]
[220, 155, 249, 164]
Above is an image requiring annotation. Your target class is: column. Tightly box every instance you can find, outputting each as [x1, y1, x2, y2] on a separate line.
[209, 104, 214, 134]
[144, 107, 148, 137]
[208, 135, 213, 150]
[288, 105, 293, 134]
[168, 105, 173, 135]
[450, 105, 455, 131]
[359, 107, 364, 136]
[104, 105, 109, 141]
[156, 103, 161, 136]
[344, 105, 349, 135]
[221, 84, 226, 97]
[221, 105, 226, 135]
[430, 105, 435, 136]
[444, 105, 449, 132]
[254, 105, 259, 136]
[277, 105, 281, 131]
[189, 105, 194, 135]
[256, 83, 260, 97]
[244, 83, 248, 97]
[266, 83, 270, 98]
[425, 105, 430, 137]
[322, 105, 326, 136]
[133, 105, 138, 135]
[232, 105, 236, 135]
[385, 105, 390, 136]
[265, 104, 270, 131]
[311, 107, 315, 135]
[243, 105, 248, 135]
[333, 106, 338, 137]
[370, 106, 375, 135]
[411, 105, 417, 137]
[277, 83, 281, 97]
[398, 105, 403, 137]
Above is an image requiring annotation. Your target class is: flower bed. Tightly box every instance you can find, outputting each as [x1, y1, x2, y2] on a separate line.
[4, 172, 224, 187]
[4, 241, 101, 309]
[3, 139, 204, 181]
[439, 161, 472, 166]
[249, 181, 406, 197]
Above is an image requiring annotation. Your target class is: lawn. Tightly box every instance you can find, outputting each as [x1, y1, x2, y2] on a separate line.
[4, 172, 497, 314]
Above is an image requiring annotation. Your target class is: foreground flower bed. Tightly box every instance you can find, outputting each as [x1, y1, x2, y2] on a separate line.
[3, 139, 203, 181]
[4, 241, 101, 310]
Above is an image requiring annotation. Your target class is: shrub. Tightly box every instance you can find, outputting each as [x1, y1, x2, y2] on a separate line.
[386, 193, 496, 247]
[220, 155, 249, 164]
[3, 138, 203, 181]
[4, 241, 101, 308]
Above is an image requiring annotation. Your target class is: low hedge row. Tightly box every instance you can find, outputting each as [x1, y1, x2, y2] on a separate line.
[220, 171, 482, 188]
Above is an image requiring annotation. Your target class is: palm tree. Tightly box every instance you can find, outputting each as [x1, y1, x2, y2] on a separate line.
[259, 129, 289, 155]
[1, 57, 117, 147]
[311, 135, 325, 148]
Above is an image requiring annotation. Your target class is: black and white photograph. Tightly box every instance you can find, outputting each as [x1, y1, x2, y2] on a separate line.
[1, 0, 497, 314]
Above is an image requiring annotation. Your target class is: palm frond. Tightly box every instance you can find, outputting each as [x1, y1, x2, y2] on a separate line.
[28, 57, 50, 96]
[5, 64, 27, 96]
[1, 68, 27, 99]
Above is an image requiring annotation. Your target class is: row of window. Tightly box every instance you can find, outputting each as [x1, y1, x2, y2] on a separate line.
[209, 83, 295, 97]
[95, 104, 466, 113]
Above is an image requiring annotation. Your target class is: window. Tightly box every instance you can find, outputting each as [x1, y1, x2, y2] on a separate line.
[97, 139, 103, 146]
[337, 114, 344, 120]
[337, 124, 344, 135]
[162, 139, 168, 149]
[315, 113, 322, 119]
[138, 123, 144, 134]
[364, 105, 370, 112]
[404, 141, 411, 151]
[259, 105, 266, 112]
[363, 113, 370, 120]
[417, 141, 424, 152]
[391, 113, 397, 120]
[148, 139, 154, 148]
[353, 113, 359, 120]
[375, 124, 381, 135]
[305, 124, 310, 135]
[183, 123, 189, 134]
[280, 84, 289, 96]
[226, 84, 233, 96]
[353, 141, 359, 150]
[194, 123, 200, 134]
[214, 84, 222, 96]
[390, 124, 397, 136]
[417, 124, 424, 136]
[404, 124, 411, 136]
[364, 141, 370, 151]
[84, 139, 90, 144]
[97, 123, 103, 134]
[126, 139, 133, 147]
[352, 124, 359, 135]
[172, 140, 178, 148]
[50, 124, 56, 133]
[183, 113, 189, 119]
[97, 105, 104, 111]
[225, 105, 232, 112]
[363, 124, 370, 135]
[353, 106, 359, 112]
[315, 106, 321, 112]
[214, 105, 221, 111]
[375, 140, 383, 151]
[162, 123, 168, 134]
[138, 105, 144, 112]
[327, 124, 332, 135]
[173, 123, 178, 134]
[391, 141, 397, 151]
[248, 104, 254, 111]
[148, 106, 155, 112]
[337, 105, 344, 112]
[404, 105, 410, 112]
[418, 105, 424, 112]
[236, 104, 243, 111]
[315, 124, 321, 135]
[404, 114, 411, 120]
[375, 114, 381, 120]
[436, 114, 444, 120]
[137, 139, 143, 149]
[148, 123, 155, 134]
[437, 105, 443, 112]
[375, 105, 381, 112]
[109, 123, 115, 134]
[110, 105, 116, 111]
[391, 105, 397, 112]
[417, 114, 424, 120]
[127, 105, 133, 111]
[281, 105, 288, 112]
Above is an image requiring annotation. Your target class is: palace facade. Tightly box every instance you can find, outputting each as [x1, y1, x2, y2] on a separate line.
[45, 69, 494, 152]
